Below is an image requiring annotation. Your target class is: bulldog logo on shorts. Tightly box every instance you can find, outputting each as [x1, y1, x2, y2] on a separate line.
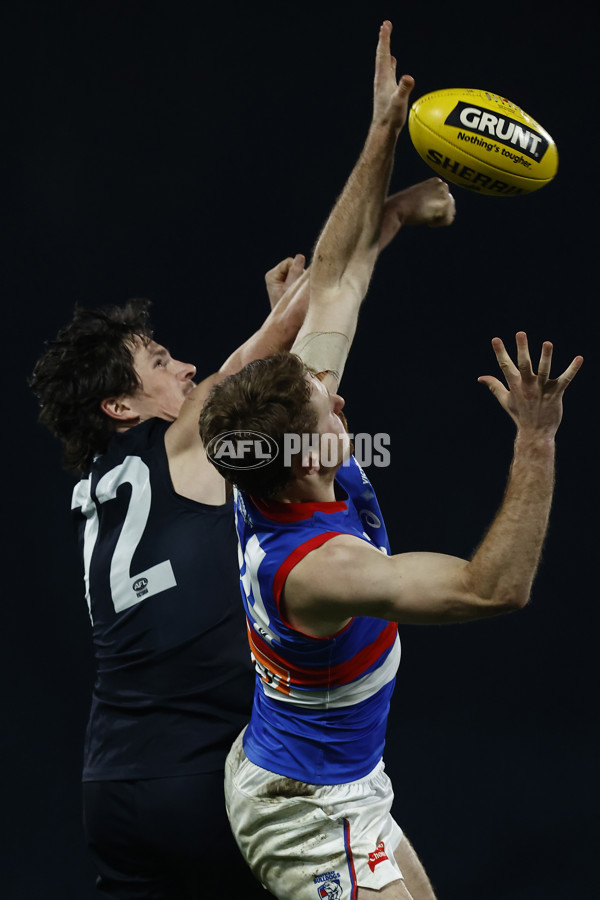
[314, 870, 343, 899]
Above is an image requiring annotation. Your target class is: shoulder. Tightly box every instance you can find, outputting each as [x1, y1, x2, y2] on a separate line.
[115, 418, 169, 455]
[82, 420, 166, 482]
[282, 534, 385, 636]
[287, 532, 385, 584]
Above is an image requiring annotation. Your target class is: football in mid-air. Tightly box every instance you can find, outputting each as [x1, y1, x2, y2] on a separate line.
[408, 88, 558, 196]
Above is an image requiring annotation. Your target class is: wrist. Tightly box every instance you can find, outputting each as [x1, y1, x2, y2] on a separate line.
[513, 429, 556, 455]
[368, 119, 402, 144]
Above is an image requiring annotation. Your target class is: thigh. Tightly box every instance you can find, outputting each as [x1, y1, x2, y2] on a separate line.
[83, 776, 269, 900]
[83, 780, 165, 900]
[357, 836, 437, 900]
[393, 835, 437, 900]
[358, 881, 414, 899]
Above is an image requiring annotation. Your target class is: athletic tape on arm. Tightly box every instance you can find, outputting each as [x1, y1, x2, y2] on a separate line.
[293, 332, 350, 385]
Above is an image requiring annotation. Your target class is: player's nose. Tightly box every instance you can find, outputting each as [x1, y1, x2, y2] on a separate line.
[176, 359, 197, 380]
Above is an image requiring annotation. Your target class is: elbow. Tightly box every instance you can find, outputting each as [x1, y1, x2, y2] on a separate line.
[492, 590, 530, 613]
[447, 590, 530, 621]
[460, 566, 532, 616]
[481, 583, 532, 614]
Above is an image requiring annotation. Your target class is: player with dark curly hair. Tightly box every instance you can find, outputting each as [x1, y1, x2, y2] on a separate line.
[29, 19, 455, 894]
[29, 281, 309, 898]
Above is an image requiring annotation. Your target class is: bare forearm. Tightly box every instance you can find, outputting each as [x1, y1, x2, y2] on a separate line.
[311, 123, 400, 298]
[463, 432, 556, 609]
[309, 22, 412, 303]
[219, 324, 293, 375]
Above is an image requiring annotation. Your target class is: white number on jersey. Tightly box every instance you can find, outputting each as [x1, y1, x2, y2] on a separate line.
[71, 456, 176, 619]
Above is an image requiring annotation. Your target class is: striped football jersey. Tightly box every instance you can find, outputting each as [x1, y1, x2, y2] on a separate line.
[235, 456, 400, 784]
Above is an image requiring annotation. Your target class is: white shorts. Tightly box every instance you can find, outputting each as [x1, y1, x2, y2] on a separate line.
[225, 729, 405, 900]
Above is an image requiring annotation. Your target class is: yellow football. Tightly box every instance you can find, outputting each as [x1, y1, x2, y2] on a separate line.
[408, 88, 558, 196]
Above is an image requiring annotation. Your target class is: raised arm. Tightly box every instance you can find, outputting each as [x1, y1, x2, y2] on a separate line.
[161, 22, 407, 493]
[241, 173, 456, 380]
[166, 23, 452, 494]
[282, 334, 583, 636]
[261, 179, 455, 336]
[166, 256, 310, 460]
[291, 21, 415, 392]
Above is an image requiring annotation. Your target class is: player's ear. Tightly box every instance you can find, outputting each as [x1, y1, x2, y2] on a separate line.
[297, 448, 320, 478]
[100, 396, 138, 422]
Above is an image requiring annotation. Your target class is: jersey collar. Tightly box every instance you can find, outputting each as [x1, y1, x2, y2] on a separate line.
[250, 494, 348, 523]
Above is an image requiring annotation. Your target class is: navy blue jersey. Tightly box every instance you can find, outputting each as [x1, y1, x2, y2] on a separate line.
[71, 419, 253, 780]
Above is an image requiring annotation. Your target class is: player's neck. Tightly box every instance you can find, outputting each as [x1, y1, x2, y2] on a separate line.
[276, 471, 337, 504]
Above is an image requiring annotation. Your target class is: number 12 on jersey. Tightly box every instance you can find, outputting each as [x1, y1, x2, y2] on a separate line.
[72, 456, 176, 619]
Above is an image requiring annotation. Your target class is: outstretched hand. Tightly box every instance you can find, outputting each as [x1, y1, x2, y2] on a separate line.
[478, 332, 583, 438]
[379, 178, 455, 250]
[372, 20, 414, 132]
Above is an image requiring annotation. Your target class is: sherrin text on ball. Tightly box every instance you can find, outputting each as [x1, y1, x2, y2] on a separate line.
[408, 88, 558, 196]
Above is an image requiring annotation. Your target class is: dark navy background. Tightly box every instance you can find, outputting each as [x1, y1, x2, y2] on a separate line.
[4, 1, 596, 897]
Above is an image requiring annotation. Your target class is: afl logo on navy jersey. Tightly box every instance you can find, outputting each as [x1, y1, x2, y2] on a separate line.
[133, 577, 149, 596]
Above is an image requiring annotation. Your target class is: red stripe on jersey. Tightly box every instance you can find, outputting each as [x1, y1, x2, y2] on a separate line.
[250, 496, 347, 523]
[272, 532, 343, 605]
[247, 616, 398, 689]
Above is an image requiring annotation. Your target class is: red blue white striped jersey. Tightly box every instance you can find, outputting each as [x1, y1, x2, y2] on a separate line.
[235, 456, 400, 785]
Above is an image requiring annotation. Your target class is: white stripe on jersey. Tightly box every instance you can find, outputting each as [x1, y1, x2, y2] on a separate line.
[258, 632, 400, 709]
